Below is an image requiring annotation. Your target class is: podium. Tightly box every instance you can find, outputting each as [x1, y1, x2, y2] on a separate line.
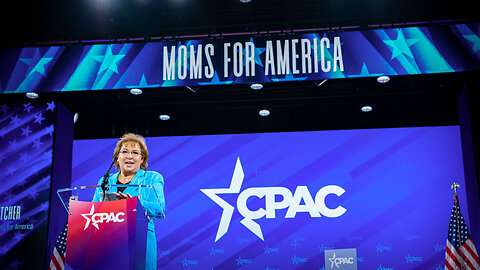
[57, 185, 164, 270]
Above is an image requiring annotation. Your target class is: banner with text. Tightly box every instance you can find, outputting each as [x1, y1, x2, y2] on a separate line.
[1, 23, 479, 93]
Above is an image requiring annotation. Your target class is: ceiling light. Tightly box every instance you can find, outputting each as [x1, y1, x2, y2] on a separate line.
[314, 79, 328, 87]
[240, 0, 251, 3]
[250, 83, 263, 90]
[130, 88, 142, 95]
[159, 114, 170, 120]
[361, 106, 373, 112]
[377, 75, 390, 83]
[259, 109, 270, 116]
[73, 113, 79, 123]
[186, 86, 200, 93]
[26, 92, 39, 99]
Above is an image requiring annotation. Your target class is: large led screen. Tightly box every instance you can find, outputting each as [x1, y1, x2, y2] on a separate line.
[71, 126, 469, 269]
[0, 102, 55, 269]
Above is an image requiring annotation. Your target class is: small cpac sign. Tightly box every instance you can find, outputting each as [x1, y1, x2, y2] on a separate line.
[81, 205, 126, 230]
[324, 248, 358, 270]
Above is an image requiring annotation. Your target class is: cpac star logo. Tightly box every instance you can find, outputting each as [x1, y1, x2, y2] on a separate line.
[201, 157, 347, 242]
[81, 205, 126, 230]
[82, 205, 99, 230]
[200, 157, 245, 242]
[328, 252, 339, 269]
[328, 252, 355, 269]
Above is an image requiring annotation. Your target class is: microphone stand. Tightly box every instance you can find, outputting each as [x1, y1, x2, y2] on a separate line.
[101, 157, 117, 202]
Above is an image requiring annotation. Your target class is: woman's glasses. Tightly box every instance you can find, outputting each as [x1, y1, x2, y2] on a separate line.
[119, 149, 142, 157]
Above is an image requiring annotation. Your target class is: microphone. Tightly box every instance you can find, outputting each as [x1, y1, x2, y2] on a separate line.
[101, 157, 118, 201]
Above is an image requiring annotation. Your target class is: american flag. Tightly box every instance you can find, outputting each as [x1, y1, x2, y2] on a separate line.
[445, 193, 480, 270]
[49, 223, 68, 270]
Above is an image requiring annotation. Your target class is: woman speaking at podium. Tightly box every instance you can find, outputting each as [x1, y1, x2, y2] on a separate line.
[92, 133, 166, 270]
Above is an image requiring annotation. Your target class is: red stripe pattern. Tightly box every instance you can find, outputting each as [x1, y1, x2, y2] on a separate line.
[49, 223, 68, 270]
[445, 194, 480, 270]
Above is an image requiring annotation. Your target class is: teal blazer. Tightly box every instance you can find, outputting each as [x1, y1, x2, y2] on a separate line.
[93, 169, 165, 270]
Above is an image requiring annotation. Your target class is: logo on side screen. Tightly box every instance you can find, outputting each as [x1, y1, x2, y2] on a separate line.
[201, 157, 347, 242]
[81, 205, 125, 230]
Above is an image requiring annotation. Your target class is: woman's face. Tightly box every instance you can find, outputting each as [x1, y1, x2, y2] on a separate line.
[117, 142, 144, 175]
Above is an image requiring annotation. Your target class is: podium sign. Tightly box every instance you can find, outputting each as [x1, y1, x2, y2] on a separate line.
[65, 198, 147, 270]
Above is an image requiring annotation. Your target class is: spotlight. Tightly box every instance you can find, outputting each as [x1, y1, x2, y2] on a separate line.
[240, 0, 251, 2]
[159, 114, 170, 120]
[73, 113, 79, 123]
[250, 83, 263, 90]
[259, 109, 270, 116]
[130, 88, 142, 95]
[26, 92, 39, 99]
[361, 106, 373, 112]
[377, 75, 390, 83]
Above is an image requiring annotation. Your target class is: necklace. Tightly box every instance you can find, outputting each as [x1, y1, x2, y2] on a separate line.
[120, 175, 131, 184]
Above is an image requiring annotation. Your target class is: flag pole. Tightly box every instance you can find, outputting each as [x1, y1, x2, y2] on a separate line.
[451, 182, 465, 266]
[445, 182, 480, 269]
[451, 182, 459, 201]
[451, 182, 459, 194]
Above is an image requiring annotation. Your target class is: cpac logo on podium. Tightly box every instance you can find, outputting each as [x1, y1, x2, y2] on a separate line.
[81, 205, 126, 230]
[201, 157, 347, 241]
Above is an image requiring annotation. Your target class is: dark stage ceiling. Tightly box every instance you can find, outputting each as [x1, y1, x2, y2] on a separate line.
[2, 72, 478, 139]
[2, 0, 479, 44]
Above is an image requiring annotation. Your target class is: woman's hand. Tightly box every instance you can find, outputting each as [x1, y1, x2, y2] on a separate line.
[114, 192, 132, 200]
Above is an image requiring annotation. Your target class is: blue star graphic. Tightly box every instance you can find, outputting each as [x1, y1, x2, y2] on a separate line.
[7, 165, 16, 175]
[46, 101, 55, 112]
[348, 63, 384, 78]
[20, 48, 53, 76]
[29, 189, 39, 200]
[0, 104, 9, 114]
[8, 139, 17, 148]
[126, 74, 160, 88]
[20, 152, 30, 162]
[33, 138, 43, 149]
[464, 34, 480, 54]
[245, 38, 265, 67]
[21, 126, 32, 137]
[10, 115, 21, 125]
[383, 30, 419, 60]
[10, 259, 21, 269]
[93, 45, 126, 74]
[45, 124, 54, 136]
[23, 103, 33, 112]
[33, 113, 44, 125]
